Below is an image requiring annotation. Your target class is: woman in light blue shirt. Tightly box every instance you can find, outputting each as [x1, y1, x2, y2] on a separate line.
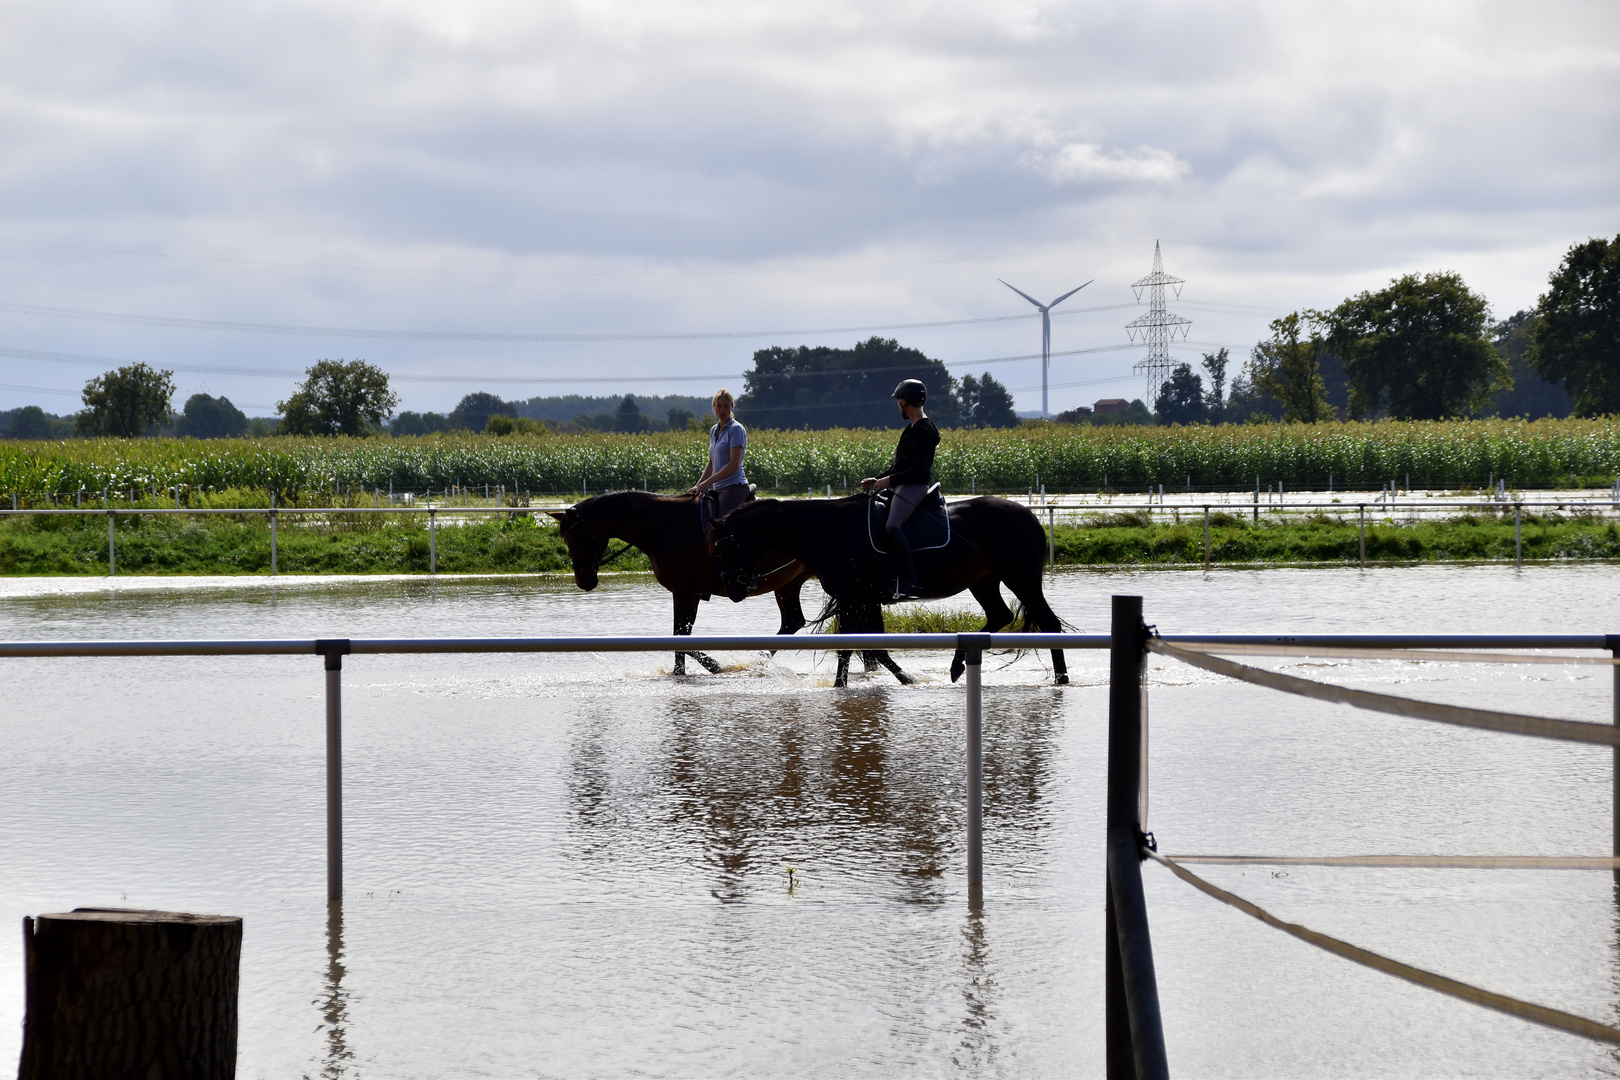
[688, 388, 750, 516]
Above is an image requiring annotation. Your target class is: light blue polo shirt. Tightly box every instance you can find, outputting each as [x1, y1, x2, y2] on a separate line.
[709, 419, 748, 488]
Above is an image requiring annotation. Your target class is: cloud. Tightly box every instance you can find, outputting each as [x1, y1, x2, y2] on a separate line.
[1023, 142, 1190, 185]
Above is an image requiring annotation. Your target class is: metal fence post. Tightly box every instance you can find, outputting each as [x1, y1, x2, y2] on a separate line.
[318, 640, 350, 901]
[429, 507, 437, 575]
[1106, 596, 1169, 1080]
[107, 509, 115, 577]
[1047, 506, 1055, 567]
[270, 491, 278, 577]
[1359, 504, 1366, 568]
[1610, 635, 1620, 867]
[1515, 504, 1522, 568]
[961, 633, 988, 901]
[1203, 505, 1210, 568]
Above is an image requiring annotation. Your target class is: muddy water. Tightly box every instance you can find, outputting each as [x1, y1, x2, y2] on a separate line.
[1, 565, 1619, 1077]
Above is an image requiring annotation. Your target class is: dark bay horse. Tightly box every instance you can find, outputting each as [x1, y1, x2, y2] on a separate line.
[712, 494, 1068, 687]
[547, 491, 814, 676]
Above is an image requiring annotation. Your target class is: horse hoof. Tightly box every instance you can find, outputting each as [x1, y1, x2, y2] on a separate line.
[1055, 673, 1069, 685]
[895, 670, 915, 685]
[949, 659, 964, 683]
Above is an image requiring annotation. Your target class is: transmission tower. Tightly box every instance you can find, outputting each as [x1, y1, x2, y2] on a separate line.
[1125, 241, 1192, 406]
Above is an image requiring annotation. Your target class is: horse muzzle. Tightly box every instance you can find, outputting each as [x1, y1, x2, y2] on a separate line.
[574, 568, 600, 592]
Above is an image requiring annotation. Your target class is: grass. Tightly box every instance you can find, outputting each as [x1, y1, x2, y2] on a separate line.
[5, 415, 1620, 496]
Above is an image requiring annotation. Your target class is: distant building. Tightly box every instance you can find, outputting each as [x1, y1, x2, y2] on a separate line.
[1055, 405, 1093, 423]
[1093, 398, 1129, 415]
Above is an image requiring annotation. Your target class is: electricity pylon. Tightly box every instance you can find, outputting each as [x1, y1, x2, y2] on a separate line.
[1125, 241, 1191, 407]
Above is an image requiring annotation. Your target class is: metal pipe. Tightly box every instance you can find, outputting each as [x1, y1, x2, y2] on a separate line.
[1047, 506, 1055, 566]
[107, 509, 115, 577]
[1203, 505, 1210, 568]
[1515, 505, 1522, 567]
[429, 507, 437, 575]
[319, 640, 349, 901]
[962, 634, 987, 897]
[1107, 827, 1170, 1080]
[270, 492, 278, 577]
[1359, 504, 1366, 568]
[1107, 595, 1160, 1078]
[1612, 634, 1620, 864]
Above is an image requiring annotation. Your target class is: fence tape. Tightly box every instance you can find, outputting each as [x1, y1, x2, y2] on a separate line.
[1168, 854, 1620, 869]
[1146, 849, 1620, 1045]
[1147, 638, 1620, 747]
[1174, 644, 1619, 666]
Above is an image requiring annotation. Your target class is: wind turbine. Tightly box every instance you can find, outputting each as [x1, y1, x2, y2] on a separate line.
[999, 278, 1093, 418]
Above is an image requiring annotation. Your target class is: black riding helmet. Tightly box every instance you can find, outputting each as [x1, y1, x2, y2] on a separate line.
[892, 379, 927, 406]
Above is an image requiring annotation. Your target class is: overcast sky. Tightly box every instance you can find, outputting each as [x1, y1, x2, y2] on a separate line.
[1, 0, 1616, 418]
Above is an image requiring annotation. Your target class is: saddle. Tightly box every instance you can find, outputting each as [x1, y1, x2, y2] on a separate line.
[867, 483, 949, 554]
[700, 483, 757, 535]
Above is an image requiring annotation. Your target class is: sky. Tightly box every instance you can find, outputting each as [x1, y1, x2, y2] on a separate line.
[0, 0, 1616, 420]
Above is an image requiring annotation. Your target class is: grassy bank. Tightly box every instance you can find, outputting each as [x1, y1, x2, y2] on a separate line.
[2, 506, 1616, 576]
[5, 416, 1620, 496]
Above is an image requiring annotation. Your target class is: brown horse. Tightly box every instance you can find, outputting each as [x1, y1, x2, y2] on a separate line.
[547, 490, 815, 676]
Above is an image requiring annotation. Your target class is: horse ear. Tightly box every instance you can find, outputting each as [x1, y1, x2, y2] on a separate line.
[544, 510, 568, 521]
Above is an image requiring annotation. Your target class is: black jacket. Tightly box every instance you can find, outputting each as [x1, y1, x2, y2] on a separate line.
[879, 418, 940, 487]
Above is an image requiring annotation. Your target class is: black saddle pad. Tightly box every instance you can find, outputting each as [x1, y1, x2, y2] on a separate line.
[868, 485, 949, 553]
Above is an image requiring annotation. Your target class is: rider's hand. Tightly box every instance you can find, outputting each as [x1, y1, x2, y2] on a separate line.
[860, 477, 879, 490]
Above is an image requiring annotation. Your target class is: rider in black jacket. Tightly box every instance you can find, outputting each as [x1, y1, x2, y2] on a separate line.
[860, 379, 939, 599]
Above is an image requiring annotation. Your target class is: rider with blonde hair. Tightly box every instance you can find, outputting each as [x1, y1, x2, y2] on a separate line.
[688, 388, 751, 517]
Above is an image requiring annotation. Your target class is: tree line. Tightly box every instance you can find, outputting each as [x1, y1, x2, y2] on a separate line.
[1151, 234, 1618, 426]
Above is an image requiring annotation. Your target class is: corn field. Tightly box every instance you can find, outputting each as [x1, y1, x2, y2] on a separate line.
[2, 418, 1619, 499]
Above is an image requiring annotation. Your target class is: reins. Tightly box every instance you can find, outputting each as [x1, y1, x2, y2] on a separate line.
[560, 515, 636, 572]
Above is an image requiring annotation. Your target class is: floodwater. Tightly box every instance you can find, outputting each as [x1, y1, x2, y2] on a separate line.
[3, 564, 1620, 1078]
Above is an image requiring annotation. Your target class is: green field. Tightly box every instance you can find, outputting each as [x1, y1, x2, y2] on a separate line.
[3, 416, 1620, 499]
[3, 504, 1614, 576]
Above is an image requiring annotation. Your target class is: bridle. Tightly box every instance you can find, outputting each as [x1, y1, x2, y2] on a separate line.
[559, 514, 635, 573]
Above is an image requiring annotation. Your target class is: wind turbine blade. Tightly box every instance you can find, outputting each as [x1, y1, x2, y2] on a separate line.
[998, 279, 1046, 310]
[1048, 280, 1094, 308]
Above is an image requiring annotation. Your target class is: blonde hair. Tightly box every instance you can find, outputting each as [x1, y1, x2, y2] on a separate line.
[712, 388, 735, 410]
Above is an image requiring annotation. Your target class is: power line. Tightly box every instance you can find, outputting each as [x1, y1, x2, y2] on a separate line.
[0, 299, 1149, 342]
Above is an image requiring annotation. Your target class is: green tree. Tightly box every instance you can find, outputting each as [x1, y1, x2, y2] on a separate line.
[76, 363, 175, 437]
[1490, 310, 1571, 418]
[1528, 235, 1620, 417]
[957, 372, 1018, 427]
[176, 393, 249, 438]
[739, 337, 961, 429]
[1247, 313, 1334, 423]
[447, 392, 510, 432]
[1326, 271, 1505, 420]
[614, 394, 649, 432]
[1155, 363, 1207, 425]
[1200, 348, 1229, 422]
[277, 359, 398, 436]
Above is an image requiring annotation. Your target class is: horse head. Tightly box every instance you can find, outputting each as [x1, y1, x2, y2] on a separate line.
[545, 505, 606, 591]
[709, 517, 758, 603]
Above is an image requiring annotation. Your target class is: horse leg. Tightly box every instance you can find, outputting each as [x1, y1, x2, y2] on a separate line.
[849, 601, 911, 685]
[835, 649, 851, 687]
[769, 575, 808, 657]
[1004, 577, 1069, 685]
[673, 592, 722, 675]
[951, 579, 1015, 683]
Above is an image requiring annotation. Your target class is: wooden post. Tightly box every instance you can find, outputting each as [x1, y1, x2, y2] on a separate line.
[1106, 596, 1169, 1080]
[19, 908, 241, 1080]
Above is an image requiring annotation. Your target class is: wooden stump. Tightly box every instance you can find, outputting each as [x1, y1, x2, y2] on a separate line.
[19, 908, 242, 1080]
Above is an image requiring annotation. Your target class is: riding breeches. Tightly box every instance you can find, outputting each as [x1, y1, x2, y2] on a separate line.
[885, 483, 929, 535]
[713, 484, 751, 518]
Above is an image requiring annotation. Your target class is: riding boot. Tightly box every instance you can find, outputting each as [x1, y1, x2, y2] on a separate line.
[887, 526, 920, 599]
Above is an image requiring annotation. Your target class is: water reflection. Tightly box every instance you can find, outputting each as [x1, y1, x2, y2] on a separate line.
[316, 900, 353, 1080]
[564, 686, 1067, 907]
[952, 908, 998, 1074]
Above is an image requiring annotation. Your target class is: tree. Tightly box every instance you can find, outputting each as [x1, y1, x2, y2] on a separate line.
[739, 337, 960, 429]
[1247, 313, 1334, 423]
[446, 392, 509, 432]
[76, 363, 175, 437]
[1200, 348, 1229, 421]
[958, 372, 1018, 427]
[614, 394, 649, 432]
[390, 411, 452, 436]
[667, 407, 694, 431]
[1155, 364, 1207, 425]
[278, 360, 397, 436]
[1326, 271, 1505, 420]
[176, 393, 248, 439]
[1528, 235, 1620, 417]
[1490, 310, 1571, 418]
[2, 406, 56, 440]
